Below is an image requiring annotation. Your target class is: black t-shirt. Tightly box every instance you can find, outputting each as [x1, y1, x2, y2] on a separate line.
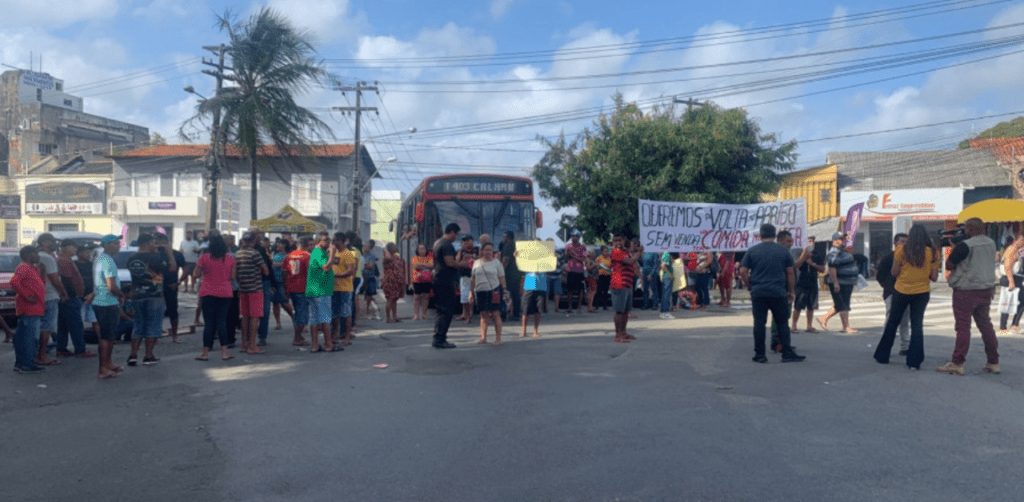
[77, 260, 95, 296]
[797, 250, 822, 290]
[433, 238, 458, 286]
[499, 240, 520, 278]
[740, 241, 794, 299]
[163, 250, 186, 289]
[127, 251, 168, 299]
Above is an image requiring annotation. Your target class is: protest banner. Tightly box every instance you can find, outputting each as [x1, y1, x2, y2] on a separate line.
[514, 240, 557, 273]
[638, 198, 807, 252]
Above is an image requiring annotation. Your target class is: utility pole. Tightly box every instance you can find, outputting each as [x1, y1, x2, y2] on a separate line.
[333, 81, 378, 235]
[200, 44, 227, 230]
[673, 96, 705, 112]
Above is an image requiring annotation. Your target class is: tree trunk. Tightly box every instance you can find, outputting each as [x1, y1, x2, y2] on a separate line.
[249, 148, 257, 224]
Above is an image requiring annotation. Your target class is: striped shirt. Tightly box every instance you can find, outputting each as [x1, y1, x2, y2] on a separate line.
[235, 248, 263, 293]
[611, 248, 635, 290]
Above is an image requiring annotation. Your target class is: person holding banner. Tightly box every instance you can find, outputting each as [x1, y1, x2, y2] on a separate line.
[739, 224, 805, 363]
[818, 232, 859, 334]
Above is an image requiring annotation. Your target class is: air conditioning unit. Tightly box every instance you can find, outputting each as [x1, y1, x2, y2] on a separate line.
[108, 199, 124, 215]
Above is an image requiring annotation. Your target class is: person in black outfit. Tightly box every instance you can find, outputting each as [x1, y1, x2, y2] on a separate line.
[432, 223, 466, 349]
[499, 231, 522, 321]
[154, 233, 187, 344]
[740, 224, 806, 363]
[876, 233, 910, 356]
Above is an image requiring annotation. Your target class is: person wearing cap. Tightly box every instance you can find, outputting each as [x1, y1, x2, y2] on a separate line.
[55, 239, 94, 359]
[456, 235, 478, 323]
[817, 232, 860, 333]
[34, 233, 68, 367]
[93, 235, 126, 378]
[306, 233, 339, 352]
[154, 233, 187, 344]
[125, 233, 176, 366]
[235, 232, 268, 354]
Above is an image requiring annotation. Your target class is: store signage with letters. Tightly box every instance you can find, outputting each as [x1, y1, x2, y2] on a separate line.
[840, 188, 963, 221]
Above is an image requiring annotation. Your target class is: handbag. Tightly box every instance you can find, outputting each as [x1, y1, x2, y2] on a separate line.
[414, 269, 432, 283]
[854, 274, 868, 292]
[490, 288, 502, 304]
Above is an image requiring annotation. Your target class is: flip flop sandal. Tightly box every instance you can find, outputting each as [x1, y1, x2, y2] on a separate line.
[221, 355, 235, 361]
[97, 372, 119, 379]
[329, 346, 344, 352]
[36, 359, 62, 366]
[312, 348, 325, 353]
[195, 356, 209, 361]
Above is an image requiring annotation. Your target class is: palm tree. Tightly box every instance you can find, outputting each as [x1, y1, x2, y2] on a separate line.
[184, 8, 332, 223]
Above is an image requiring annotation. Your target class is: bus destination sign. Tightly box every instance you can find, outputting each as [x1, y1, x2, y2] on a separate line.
[428, 177, 531, 195]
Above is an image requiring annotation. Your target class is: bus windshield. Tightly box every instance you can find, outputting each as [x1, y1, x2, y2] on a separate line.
[430, 200, 535, 239]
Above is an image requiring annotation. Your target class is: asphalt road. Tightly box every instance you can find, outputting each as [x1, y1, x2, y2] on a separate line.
[2, 290, 1023, 502]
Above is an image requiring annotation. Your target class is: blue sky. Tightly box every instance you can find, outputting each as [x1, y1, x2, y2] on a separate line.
[2, 0, 1023, 238]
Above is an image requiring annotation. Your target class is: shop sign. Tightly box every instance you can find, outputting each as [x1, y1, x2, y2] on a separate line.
[0, 195, 20, 219]
[148, 201, 177, 210]
[840, 188, 963, 221]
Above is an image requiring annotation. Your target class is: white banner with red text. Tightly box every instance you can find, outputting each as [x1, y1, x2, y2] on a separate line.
[638, 198, 807, 252]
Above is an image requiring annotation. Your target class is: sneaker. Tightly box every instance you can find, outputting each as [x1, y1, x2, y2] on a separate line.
[659, 313, 675, 320]
[936, 361, 965, 376]
[142, 357, 160, 366]
[752, 355, 768, 363]
[257, 339, 267, 347]
[14, 365, 45, 374]
[984, 363, 1001, 374]
[781, 352, 807, 363]
[127, 356, 138, 367]
[432, 342, 457, 349]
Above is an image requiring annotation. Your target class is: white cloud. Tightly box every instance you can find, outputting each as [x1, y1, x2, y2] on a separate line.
[0, 0, 118, 27]
[132, 0, 192, 19]
[489, 0, 515, 20]
[261, 0, 368, 44]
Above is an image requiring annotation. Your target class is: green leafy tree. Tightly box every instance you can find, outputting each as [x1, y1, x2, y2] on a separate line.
[532, 96, 796, 239]
[182, 8, 332, 221]
[959, 116, 1024, 148]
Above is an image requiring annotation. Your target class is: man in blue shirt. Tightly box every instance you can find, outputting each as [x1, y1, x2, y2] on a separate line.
[740, 224, 806, 364]
[641, 251, 661, 310]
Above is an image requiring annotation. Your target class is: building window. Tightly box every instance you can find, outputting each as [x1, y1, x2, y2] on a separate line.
[291, 173, 321, 215]
[38, 143, 56, 155]
[177, 173, 204, 197]
[134, 175, 161, 197]
[55, 82, 63, 91]
[3, 222, 17, 247]
[820, 188, 832, 204]
[36, 88, 42, 101]
[47, 223, 79, 232]
[233, 173, 261, 190]
[63, 99, 73, 107]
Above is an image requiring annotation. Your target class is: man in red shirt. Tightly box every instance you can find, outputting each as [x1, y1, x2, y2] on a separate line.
[610, 234, 641, 343]
[283, 237, 312, 346]
[12, 246, 47, 373]
[56, 240, 94, 358]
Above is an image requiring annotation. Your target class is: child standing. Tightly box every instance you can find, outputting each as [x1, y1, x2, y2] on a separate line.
[521, 271, 547, 338]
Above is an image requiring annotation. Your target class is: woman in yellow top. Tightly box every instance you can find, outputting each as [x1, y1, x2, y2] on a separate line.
[410, 244, 433, 321]
[873, 225, 939, 370]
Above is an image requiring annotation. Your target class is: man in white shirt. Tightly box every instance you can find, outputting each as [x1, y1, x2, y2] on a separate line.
[180, 231, 201, 293]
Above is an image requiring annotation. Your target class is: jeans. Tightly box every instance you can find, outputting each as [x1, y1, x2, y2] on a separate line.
[258, 280, 272, 342]
[884, 295, 910, 351]
[433, 281, 457, 345]
[752, 296, 793, 356]
[132, 296, 166, 338]
[952, 288, 999, 365]
[660, 277, 673, 313]
[643, 273, 660, 310]
[56, 297, 86, 354]
[14, 315, 41, 369]
[875, 291, 929, 368]
[694, 272, 712, 307]
[201, 296, 232, 349]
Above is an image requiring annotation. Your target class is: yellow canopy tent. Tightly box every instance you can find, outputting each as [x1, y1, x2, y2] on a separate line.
[957, 199, 1024, 224]
[250, 205, 326, 234]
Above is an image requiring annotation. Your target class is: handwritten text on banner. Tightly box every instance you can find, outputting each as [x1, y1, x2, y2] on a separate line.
[639, 198, 807, 252]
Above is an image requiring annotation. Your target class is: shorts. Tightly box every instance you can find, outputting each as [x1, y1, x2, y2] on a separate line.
[546, 275, 563, 296]
[332, 291, 353, 319]
[828, 283, 854, 312]
[361, 277, 378, 297]
[794, 287, 819, 311]
[239, 291, 265, 318]
[289, 293, 309, 326]
[476, 288, 502, 312]
[271, 287, 288, 305]
[41, 299, 59, 332]
[183, 262, 196, 278]
[132, 296, 166, 338]
[460, 277, 473, 303]
[610, 288, 633, 313]
[413, 282, 432, 295]
[307, 295, 332, 325]
[567, 272, 584, 292]
[164, 288, 179, 322]
[82, 303, 97, 324]
[93, 304, 120, 341]
[525, 290, 545, 315]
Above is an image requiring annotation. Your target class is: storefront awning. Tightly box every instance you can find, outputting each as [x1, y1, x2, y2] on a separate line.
[957, 199, 1024, 224]
[250, 205, 325, 234]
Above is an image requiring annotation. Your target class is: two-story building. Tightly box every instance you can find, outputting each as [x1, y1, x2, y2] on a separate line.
[109, 144, 377, 248]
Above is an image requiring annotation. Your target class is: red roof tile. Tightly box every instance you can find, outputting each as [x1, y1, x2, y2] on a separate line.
[969, 138, 1024, 165]
[112, 144, 355, 158]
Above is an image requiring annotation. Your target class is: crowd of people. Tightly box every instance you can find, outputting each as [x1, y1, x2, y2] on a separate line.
[6, 217, 1009, 378]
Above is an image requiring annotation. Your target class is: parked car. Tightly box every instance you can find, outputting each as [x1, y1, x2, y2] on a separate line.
[39, 231, 103, 248]
[0, 248, 20, 323]
[112, 246, 139, 291]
